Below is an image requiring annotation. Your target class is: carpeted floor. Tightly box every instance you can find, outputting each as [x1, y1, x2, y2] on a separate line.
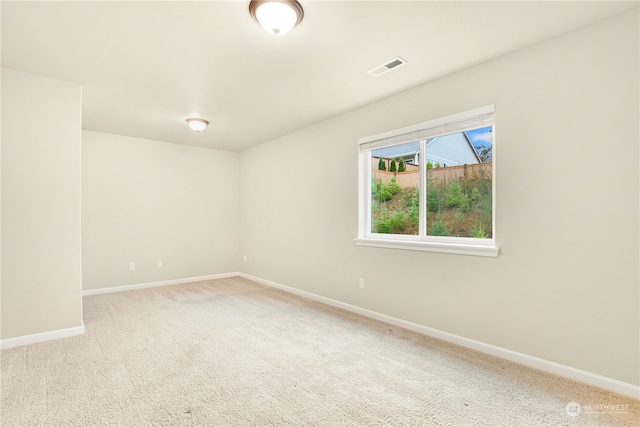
[1, 276, 638, 426]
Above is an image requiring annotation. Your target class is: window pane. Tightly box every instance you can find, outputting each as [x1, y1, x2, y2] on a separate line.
[371, 142, 420, 235]
[425, 127, 493, 238]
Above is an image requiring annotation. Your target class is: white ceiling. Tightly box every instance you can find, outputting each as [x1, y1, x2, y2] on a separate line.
[2, 1, 637, 152]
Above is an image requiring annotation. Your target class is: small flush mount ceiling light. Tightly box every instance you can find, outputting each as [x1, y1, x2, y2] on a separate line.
[186, 118, 209, 132]
[249, 0, 304, 35]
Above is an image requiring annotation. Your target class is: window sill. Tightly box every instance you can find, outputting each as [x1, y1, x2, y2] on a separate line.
[354, 237, 500, 257]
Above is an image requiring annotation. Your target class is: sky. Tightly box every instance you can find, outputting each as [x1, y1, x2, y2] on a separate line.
[466, 126, 493, 149]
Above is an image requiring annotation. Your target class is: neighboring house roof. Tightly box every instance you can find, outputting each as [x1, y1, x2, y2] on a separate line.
[372, 132, 482, 165]
[463, 132, 484, 163]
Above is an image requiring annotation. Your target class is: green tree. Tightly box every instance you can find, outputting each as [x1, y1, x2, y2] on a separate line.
[431, 215, 451, 236]
[390, 158, 397, 173]
[446, 180, 470, 211]
[476, 144, 492, 163]
[378, 157, 386, 171]
[398, 158, 406, 172]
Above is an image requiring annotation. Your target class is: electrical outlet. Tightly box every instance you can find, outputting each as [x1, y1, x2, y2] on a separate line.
[359, 278, 365, 288]
[129, 263, 136, 271]
[157, 260, 163, 268]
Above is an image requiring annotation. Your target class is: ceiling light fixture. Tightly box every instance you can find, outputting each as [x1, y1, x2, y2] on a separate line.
[249, 0, 304, 35]
[186, 118, 209, 132]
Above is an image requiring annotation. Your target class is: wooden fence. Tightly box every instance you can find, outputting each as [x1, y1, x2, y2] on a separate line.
[373, 162, 492, 188]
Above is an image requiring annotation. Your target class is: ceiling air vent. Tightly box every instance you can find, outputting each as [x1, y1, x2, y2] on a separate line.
[367, 57, 408, 77]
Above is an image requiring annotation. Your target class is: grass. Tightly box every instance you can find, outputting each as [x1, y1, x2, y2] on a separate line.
[372, 168, 492, 238]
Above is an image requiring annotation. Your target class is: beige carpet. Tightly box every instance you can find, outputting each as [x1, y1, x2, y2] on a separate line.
[1, 277, 638, 426]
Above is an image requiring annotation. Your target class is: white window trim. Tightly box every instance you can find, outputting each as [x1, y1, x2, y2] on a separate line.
[356, 105, 499, 258]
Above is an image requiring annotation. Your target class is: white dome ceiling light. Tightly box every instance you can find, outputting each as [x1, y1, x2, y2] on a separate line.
[186, 118, 209, 132]
[249, 0, 304, 36]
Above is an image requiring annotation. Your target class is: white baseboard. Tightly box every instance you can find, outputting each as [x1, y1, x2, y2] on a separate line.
[0, 324, 85, 350]
[8, 272, 636, 399]
[239, 273, 640, 400]
[82, 272, 240, 296]
[2, 274, 239, 350]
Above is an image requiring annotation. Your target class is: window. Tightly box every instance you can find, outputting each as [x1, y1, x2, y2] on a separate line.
[356, 105, 499, 257]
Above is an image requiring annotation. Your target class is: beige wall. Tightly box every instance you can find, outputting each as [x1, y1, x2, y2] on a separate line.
[1, 69, 83, 339]
[82, 131, 240, 290]
[1, 8, 637, 391]
[240, 11, 639, 386]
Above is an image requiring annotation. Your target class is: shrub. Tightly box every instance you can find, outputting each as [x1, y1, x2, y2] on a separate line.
[427, 188, 441, 213]
[378, 157, 386, 171]
[389, 211, 407, 232]
[427, 161, 433, 170]
[398, 158, 406, 172]
[431, 215, 451, 236]
[372, 178, 381, 198]
[446, 181, 464, 208]
[387, 177, 401, 197]
[372, 178, 401, 203]
[390, 158, 397, 173]
[444, 180, 471, 212]
[406, 188, 419, 226]
[378, 185, 393, 202]
[374, 212, 391, 233]
[373, 171, 492, 237]
[460, 194, 471, 213]
[471, 224, 487, 238]
[372, 179, 389, 202]
[470, 187, 481, 203]
[374, 210, 407, 234]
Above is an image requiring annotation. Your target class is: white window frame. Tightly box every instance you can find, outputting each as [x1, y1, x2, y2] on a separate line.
[355, 105, 499, 257]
